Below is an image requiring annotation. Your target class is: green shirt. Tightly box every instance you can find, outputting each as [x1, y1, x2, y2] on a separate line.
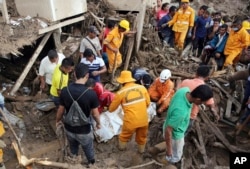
[163, 87, 192, 140]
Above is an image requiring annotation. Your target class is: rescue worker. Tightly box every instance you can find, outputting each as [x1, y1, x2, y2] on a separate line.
[148, 69, 174, 115]
[109, 71, 150, 153]
[223, 19, 249, 68]
[242, 17, 250, 45]
[0, 121, 6, 169]
[104, 20, 130, 73]
[167, 0, 195, 56]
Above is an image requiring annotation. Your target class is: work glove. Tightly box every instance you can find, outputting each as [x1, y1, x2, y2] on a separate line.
[56, 121, 64, 138]
[0, 139, 6, 148]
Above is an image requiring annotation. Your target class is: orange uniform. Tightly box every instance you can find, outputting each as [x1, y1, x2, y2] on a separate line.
[148, 78, 175, 113]
[0, 121, 5, 165]
[104, 26, 124, 73]
[109, 82, 150, 145]
[168, 6, 195, 49]
[224, 28, 249, 66]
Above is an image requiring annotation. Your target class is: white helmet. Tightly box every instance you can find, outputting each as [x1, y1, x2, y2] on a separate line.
[160, 69, 171, 83]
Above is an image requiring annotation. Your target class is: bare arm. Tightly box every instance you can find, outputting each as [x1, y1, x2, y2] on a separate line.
[91, 108, 101, 129]
[165, 126, 173, 156]
[39, 75, 46, 89]
[56, 105, 65, 124]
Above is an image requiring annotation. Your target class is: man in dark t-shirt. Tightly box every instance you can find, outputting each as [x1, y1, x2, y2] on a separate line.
[56, 63, 100, 166]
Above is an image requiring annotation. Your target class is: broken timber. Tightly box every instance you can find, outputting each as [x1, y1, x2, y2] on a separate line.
[209, 79, 241, 114]
[10, 32, 52, 96]
[1, 0, 9, 24]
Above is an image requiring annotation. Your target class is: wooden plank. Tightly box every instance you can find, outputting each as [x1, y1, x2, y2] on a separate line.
[39, 15, 85, 35]
[135, 0, 146, 52]
[10, 32, 52, 96]
[209, 79, 241, 110]
[1, 0, 9, 24]
[53, 29, 62, 52]
[225, 100, 232, 118]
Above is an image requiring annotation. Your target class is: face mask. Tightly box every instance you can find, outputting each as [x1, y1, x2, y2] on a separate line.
[232, 27, 239, 31]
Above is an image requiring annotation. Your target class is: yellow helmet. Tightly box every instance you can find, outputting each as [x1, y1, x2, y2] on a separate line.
[119, 19, 130, 31]
[181, 0, 189, 2]
[242, 20, 250, 30]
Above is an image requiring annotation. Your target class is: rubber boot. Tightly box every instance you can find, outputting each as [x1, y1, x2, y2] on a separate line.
[148, 142, 166, 157]
[118, 140, 127, 151]
[138, 144, 146, 154]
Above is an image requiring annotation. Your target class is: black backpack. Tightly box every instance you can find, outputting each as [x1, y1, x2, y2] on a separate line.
[64, 87, 89, 127]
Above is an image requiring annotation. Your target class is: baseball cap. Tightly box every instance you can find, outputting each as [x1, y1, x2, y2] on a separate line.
[89, 26, 100, 35]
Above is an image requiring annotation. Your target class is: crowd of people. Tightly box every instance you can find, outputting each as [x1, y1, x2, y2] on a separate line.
[0, 0, 249, 168]
[155, 0, 250, 71]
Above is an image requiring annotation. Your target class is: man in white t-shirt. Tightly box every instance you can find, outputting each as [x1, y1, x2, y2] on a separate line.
[39, 50, 65, 92]
[79, 26, 102, 59]
[81, 48, 106, 82]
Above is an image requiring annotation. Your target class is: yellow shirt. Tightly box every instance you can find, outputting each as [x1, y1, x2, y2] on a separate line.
[109, 82, 150, 128]
[168, 6, 195, 32]
[50, 65, 69, 97]
[0, 122, 5, 137]
[224, 28, 249, 56]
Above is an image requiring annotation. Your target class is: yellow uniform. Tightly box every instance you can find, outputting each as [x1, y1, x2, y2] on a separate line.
[50, 65, 69, 97]
[0, 121, 5, 164]
[242, 20, 250, 46]
[168, 6, 195, 49]
[104, 26, 124, 73]
[109, 82, 150, 145]
[224, 28, 249, 66]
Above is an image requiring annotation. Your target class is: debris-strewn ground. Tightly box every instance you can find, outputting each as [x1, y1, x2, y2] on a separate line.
[0, 0, 250, 169]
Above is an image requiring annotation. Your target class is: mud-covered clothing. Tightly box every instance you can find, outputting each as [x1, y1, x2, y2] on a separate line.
[109, 82, 150, 145]
[60, 83, 99, 134]
[148, 78, 175, 113]
[168, 6, 195, 49]
[178, 78, 214, 120]
[224, 28, 249, 66]
[93, 82, 114, 113]
[104, 26, 124, 73]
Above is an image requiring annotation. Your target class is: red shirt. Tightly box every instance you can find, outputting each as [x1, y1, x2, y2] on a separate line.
[157, 10, 168, 21]
[93, 82, 115, 113]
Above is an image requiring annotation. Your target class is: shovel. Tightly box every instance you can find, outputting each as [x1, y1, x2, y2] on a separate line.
[110, 52, 120, 87]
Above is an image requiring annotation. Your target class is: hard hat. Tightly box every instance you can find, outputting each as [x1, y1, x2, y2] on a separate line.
[160, 69, 171, 83]
[181, 0, 189, 3]
[242, 20, 250, 30]
[119, 19, 130, 31]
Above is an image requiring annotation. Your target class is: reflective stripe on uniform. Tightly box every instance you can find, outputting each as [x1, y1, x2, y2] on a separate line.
[122, 98, 146, 106]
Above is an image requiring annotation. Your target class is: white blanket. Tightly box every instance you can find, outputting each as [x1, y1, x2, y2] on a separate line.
[93, 102, 156, 143]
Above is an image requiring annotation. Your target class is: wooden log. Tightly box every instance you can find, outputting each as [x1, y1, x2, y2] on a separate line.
[10, 32, 52, 96]
[236, 115, 250, 135]
[195, 122, 209, 166]
[209, 79, 241, 113]
[1, 0, 9, 24]
[53, 29, 62, 53]
[200, 110, 250, 153]
[225, 100, 232, 118]
[39, 16, 85, 35]
[123, 17, 137, 70]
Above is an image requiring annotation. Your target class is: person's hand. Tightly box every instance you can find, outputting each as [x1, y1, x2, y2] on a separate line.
[112, 48, 119, 54]
[187, 30, 192, 38]
[96, 123, 101, 130]
[40, 83, 45, 90]
[91, 71, 100, 77]
[161, 23, 167, 28]
[215, 53, 221, 58]
[0, 139, 6, 148]
[56, 121, 64, 138]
